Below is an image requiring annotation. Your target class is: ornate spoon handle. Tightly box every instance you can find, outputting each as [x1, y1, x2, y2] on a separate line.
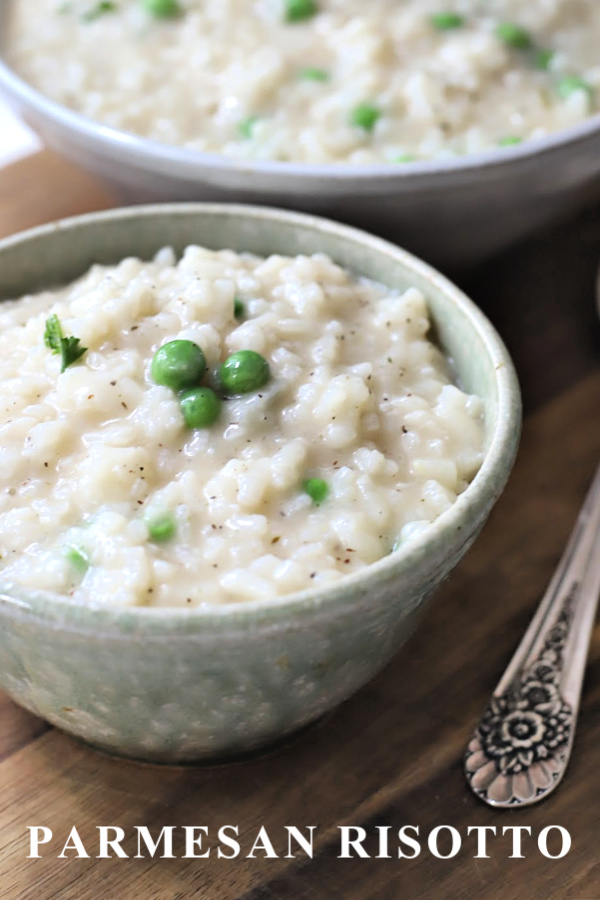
[465, 461, 600, 807]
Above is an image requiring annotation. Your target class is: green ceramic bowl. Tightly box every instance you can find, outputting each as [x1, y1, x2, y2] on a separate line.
[0, 205, 521, 762]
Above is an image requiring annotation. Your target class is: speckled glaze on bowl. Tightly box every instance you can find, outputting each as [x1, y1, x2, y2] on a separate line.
[1, 8, 600, 268]
[0, 204, 521, 762]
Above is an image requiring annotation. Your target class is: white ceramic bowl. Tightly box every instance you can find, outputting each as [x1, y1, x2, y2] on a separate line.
[2, 6, 600, 268]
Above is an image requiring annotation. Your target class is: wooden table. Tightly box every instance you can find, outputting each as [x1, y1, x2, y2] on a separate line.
[1, 151, 600, 900]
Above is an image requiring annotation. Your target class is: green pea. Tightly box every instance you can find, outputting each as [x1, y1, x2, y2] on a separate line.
[430, 12, 465, 30]
[179, 386, 222, 428]
[64, 545, 89, 574]
[351, 103, 381, 132]
[151, 340, 206, 392]
[219, 350, 271, 395]
[142, 0, 181, 18]
[303, 478, 329, 506]
[495, 22, 533, 50]
[82, 1, 116, 21]
[534, 48, 554, 71]
[234, 297, 246, 319]
[497, 136, 522, 146]
[299, 67, 330, 82]
[557, 75, 592, 99]
[239, 116, 259, 139]
[285, 0, 318, 23]
[146, 513, 176, 543]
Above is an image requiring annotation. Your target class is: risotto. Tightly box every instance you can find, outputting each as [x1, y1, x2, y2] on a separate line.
[6, 0, 600, 164]
[0, 246, 483, 607]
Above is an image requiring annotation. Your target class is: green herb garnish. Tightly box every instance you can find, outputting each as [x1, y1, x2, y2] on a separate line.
[44, 314, 87, 373]
[43, 315, 63, 353]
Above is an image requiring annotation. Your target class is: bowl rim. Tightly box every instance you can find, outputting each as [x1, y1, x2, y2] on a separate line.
[0, 203, 521, 632]
[0, 47, 600, 183]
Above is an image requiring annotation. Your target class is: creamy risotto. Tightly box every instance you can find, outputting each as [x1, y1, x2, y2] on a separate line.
[0, 247, 483, 607]
[6, 0, 600, 164]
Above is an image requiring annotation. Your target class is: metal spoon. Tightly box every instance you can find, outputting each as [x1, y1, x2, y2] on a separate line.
[464, 372, 600, 806]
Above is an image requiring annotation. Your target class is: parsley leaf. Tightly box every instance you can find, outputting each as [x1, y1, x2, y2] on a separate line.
[59, 336, 87, 372]
[44, 315, 88, 373]
[44, 314, 63, 353]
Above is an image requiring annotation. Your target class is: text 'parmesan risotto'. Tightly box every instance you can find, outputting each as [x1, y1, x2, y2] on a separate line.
[0, 247, 484, 607]
[6, 0, 600, 164]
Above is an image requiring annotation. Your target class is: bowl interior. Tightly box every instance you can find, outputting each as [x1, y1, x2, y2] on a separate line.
[0, 203, 520, 627]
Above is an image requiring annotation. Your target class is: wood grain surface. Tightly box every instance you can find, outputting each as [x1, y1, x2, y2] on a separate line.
[1, 150, 600, 900]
